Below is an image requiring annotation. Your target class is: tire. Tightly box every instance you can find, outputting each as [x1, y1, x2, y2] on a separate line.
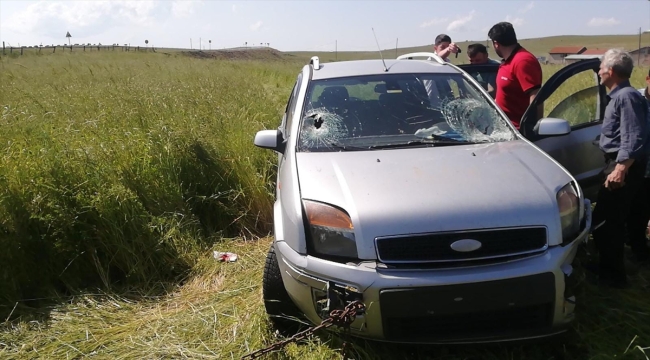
[262, 243, 307, 334]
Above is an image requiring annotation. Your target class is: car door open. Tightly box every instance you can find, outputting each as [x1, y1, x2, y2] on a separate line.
[519, 58, 606, 202]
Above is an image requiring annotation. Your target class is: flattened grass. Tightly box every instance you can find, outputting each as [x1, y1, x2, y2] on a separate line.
[1, 237, 648, 360]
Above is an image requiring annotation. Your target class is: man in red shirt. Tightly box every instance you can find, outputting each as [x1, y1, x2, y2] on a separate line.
[488, 22, 543, 129]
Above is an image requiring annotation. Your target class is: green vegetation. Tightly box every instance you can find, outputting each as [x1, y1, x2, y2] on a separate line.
[0, 51, 297, 314]
[1, 48, 649, 360]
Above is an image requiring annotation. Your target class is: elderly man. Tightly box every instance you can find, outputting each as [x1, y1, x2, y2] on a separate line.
[589, 49, 650, 288]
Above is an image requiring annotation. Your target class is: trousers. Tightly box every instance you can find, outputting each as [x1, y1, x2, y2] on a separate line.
[591, 154, 647, 282]
[626, 177, 650, 260]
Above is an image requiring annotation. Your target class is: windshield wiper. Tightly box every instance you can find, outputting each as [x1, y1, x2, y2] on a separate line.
[314, 142, 370, 151]
[368, 137, 470, 149]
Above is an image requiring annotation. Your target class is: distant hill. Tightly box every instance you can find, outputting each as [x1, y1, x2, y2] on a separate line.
[286, 34, 650, 64]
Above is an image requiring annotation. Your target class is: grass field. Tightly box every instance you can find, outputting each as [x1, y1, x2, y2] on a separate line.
[1, 48, 649, 360]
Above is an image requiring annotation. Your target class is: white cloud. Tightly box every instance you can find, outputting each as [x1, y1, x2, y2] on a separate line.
[587, 17, 620, 27]
[505, 15, 524, 27]
[3, 0, 157, 34]
[447, 10, 476, 32]
[419, 18, 448, 29]
[172, 0, 201, 19]
[232, 4, 237, 13]
[250, 21, 262, 31]
[519, 1, 534, 14]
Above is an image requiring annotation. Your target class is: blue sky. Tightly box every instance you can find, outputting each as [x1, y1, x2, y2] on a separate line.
[1, 0, 649, 51]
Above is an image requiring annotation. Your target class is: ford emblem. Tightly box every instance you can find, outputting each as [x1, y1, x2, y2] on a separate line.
[450, 239, 482, 252]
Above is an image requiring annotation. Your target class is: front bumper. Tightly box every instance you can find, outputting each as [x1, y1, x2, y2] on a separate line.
[273, 201, 592, 344]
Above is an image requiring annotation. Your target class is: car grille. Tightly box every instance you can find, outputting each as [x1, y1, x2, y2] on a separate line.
[379, 273, 556, 341]
[383, 303, 554, 341]
[375, 226, 547, 264]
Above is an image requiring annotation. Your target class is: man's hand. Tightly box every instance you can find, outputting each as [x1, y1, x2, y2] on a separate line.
[605, 168, 626, 189]
[604, 160, 634, 190]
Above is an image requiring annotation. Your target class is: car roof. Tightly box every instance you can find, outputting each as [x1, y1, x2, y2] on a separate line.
[309, 59, 461, 81]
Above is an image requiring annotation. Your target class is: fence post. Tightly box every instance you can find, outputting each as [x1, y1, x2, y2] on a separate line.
[84, 46, 86, 51]
[10, 47, 13, 54]
[98, 45, 100, 51]
[53, 46, 55, 53]
[39, 46, 42, 53]
[20, 47, 23, 55]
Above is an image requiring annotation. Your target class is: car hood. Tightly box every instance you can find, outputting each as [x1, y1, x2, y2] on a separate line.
[295, 140, 574, 258]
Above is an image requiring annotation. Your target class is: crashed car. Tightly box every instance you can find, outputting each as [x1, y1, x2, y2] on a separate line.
[253, 53, 607, 343]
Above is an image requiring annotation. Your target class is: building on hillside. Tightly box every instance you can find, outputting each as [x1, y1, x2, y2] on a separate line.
[563, 54, 604, 64]
[581, 49, 608, 56]
[629, 46, 650, 66]
[548, 46, 587, 63]
[565, 47, 650, 66]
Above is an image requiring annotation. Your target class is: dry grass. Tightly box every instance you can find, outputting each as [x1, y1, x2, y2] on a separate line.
[1, 237, 648, 360]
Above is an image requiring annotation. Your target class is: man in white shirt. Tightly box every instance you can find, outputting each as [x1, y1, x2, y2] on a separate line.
[432, 34, 459, 62]
[424, 34, 460, 107]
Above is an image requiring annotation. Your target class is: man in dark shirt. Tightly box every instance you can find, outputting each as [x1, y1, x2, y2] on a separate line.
[590, 49, 650, 288]
[466, 43, 500, 98]
[487, 22, 543, 129]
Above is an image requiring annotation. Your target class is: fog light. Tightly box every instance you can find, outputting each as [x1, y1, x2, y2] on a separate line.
[563, 264, 576, 316]
[311, 287, 329, 319]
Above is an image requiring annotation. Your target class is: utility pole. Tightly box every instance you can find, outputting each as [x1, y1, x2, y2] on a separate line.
[395, 38, 398, 57]
[638, 27, 642, 66]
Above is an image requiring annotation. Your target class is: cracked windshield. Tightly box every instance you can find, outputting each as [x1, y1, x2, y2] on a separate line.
[298, 73, 517, 151]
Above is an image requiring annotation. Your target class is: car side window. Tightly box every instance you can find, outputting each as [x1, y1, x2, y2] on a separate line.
[543, 70, 601, 128]
[547, 86, 600, 127]
[280, 83, 297, 138]
[283, 73, 303, 139]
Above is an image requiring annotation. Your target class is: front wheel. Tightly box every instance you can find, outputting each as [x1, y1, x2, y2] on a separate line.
[262, 243, 307, 334]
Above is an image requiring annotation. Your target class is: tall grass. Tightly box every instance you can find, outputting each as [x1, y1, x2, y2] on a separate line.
[0, 51, 298, 315]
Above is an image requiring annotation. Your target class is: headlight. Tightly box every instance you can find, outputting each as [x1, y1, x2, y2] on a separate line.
[557, 182, 580, 242]
[303, 200, 358, 259]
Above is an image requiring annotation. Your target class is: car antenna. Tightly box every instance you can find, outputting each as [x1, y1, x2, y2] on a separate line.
[372, 27, 388, 72]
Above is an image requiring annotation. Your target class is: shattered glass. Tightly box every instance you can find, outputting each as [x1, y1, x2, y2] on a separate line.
[299, 107, 349, 149]
[415, 97, 515, 143]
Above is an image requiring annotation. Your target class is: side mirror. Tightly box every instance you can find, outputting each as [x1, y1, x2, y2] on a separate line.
[534, 118, 571, 137]
[254, 129, 285, 153]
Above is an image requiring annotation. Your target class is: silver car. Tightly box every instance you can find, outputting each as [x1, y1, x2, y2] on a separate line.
[254, 53, 607, 344]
